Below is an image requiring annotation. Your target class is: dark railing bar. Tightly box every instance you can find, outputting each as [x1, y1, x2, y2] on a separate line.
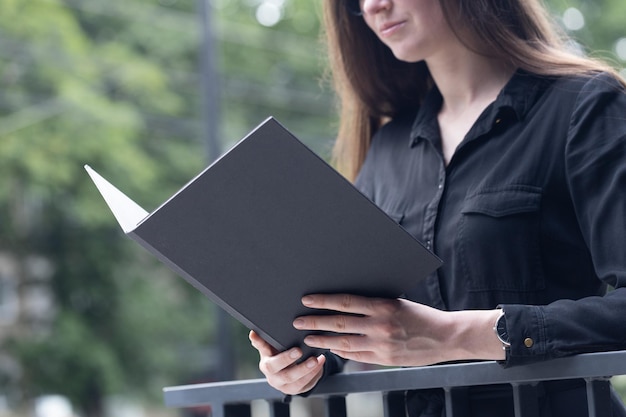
[224, 403, 252, 417]
[585, 378, 612, 417]
[512, 383, 539, 417]
[382, 391, 405, 417]
[167, 378, 281, 407]
[444, 387, 469, 417]
[325, 395, 347, 417]
[269, 400, 290, 417]
[164, 350, 626, 408]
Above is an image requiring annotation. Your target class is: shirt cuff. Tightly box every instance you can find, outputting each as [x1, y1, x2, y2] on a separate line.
[497, 304, 549, 367]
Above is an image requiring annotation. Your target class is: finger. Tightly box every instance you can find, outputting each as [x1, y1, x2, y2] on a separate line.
[249, 330, 278, 357]
[261, 346, 305, 375]
[271, 355, 326, 395]
[303, 333, 371, 353]
[288, 355, 326, 393]
[330, 349, 374, 363]
[293, 313, 368, 334]
[302, 294, 381, 315]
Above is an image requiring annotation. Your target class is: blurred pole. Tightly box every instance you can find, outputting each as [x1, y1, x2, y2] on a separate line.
[198, 0, 222, 163]
[197, 0, 235, 382]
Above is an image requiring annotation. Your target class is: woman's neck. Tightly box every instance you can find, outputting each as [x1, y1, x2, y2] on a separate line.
[426, 45, 516, 115]
[426, 45, 516, 165]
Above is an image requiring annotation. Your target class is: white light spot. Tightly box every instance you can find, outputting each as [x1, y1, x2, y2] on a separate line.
[562, 7, 585, 31]
[34, 396, 73, 417]
[616, 38, 626, 62]
[256, 2, 282, 27]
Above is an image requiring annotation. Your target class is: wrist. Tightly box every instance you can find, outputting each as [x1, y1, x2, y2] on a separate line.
[448, 309, 507, 361]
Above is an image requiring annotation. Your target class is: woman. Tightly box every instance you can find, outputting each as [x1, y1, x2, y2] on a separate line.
[250, 0, 626, 415]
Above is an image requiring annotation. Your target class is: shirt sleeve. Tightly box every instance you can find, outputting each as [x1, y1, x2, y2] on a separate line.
[501, 73, 626, 367]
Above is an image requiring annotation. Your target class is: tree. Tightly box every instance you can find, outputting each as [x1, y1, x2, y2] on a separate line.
[0, 1, 331, 416]
[0, 0, 214, 415]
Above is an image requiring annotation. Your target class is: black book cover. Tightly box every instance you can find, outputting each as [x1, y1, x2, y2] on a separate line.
[86, 117, 442, 359]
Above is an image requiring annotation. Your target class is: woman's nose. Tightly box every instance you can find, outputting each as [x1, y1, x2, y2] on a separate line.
[361, 0, 392, 15]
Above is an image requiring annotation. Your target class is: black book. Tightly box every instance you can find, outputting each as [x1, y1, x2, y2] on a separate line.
[85, 117, 442, 359]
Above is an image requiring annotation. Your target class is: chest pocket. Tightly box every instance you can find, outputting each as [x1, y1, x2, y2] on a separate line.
[457, 186, 545, 292]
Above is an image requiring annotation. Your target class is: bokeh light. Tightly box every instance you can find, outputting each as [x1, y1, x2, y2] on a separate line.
[616, 38, 626, 62]
[255, 0, 283, 27]
[562, 7, 585, 31]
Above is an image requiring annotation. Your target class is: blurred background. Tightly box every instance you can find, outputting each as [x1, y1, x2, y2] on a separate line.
[0, 0, 624, 416]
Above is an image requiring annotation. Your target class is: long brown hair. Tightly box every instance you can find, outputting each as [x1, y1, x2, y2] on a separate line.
[322, 0, 625, 181]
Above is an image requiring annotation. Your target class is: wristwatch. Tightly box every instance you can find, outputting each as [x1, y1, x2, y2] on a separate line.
[494, 310, 511, 349]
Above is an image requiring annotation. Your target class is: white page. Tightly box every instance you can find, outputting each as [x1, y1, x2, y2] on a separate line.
[84, 165, 149, 234]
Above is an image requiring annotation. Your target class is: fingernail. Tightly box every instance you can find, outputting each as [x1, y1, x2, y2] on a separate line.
[289, 349, 301, 359]
[304, 336, 317, 345]
[293, 318, 305, 328]
[306, 358, 317, 369]
[302, 295, 313, 306]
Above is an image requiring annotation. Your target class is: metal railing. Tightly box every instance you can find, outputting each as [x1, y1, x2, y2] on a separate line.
[164, 350, 626, 417]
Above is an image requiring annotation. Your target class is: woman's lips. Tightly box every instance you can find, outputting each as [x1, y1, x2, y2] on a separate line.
[379, 20, 406, 37]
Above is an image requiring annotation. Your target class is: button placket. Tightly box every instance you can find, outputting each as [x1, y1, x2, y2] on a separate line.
[423, 167, 445, 253]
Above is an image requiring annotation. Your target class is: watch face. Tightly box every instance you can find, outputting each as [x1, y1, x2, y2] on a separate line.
[496, 313, 511, 346]
[497, 318, 508, 340]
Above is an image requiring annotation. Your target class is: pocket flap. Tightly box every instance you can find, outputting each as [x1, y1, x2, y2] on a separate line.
[461, 186, 542, 217]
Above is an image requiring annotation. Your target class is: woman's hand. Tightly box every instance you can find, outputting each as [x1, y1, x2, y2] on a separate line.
[293, 294, 505, 367]
[249, 330, 326, 395]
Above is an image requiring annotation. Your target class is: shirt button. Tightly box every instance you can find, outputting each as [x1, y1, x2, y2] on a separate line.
[438, 184, 443, 190]
[426, 240, 432, 250]
[524, 338, 534, 348]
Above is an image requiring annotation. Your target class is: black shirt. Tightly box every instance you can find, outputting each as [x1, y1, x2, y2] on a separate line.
[355, 71, 626, 367]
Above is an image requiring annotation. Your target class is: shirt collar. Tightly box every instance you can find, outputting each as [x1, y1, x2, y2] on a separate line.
[409, 70, 553, 147]
[496, 69, 554, 120]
